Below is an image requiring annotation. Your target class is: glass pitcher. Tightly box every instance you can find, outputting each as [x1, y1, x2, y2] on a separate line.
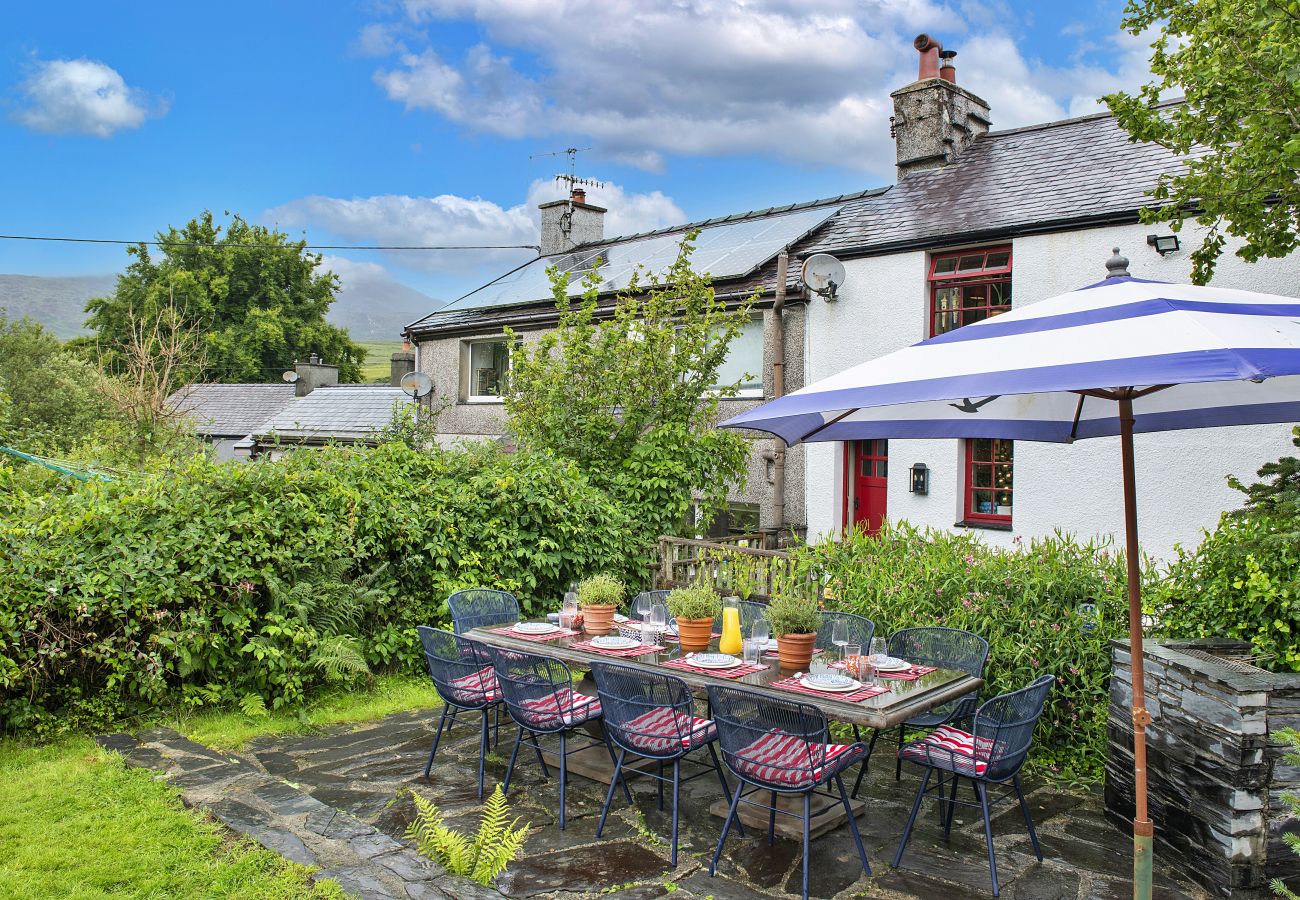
[718, 596, 743, 655]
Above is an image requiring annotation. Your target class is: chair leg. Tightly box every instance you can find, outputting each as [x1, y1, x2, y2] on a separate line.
[493, 704, 502, 749]
[768, 790, 778, 845]
[424, 707, 449, 778]
[852, 728, 880, 799]
[836, 774, 871, 876]
[527, 730, 550, 778]
[710, 781, 744, 875]
[892, 766, 933, 868]
[976, 780, 1000, 896]
[943, 773, 960, 837]
[894, 725, 905, 780]
[670, 759, 681, 867]
[800, 791, 811, 900]
[602, 733, 633, 803]
[706, 744, 744, 838]
[477, 710, 490, 800]
[596, 749, 625, 839]
[1014, 774, 1043, 861]
[559, 731, 568, 831]
[657, 761, 665, 811]
[503, 728, 523, 794]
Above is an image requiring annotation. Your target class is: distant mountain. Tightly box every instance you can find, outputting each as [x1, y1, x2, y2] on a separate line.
[0, 270, 442, 343]
[0, 273, 117, 339]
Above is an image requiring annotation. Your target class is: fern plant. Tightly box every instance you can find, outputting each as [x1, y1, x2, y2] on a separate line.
[405, 785, 529, 886]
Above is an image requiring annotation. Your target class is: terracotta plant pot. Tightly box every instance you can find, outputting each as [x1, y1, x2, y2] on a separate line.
[676, 617, 715, 652]
[582, 604, 617, 636]
[777, 632, 817, 673]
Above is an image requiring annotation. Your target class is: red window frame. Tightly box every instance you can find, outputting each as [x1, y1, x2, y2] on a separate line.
[928, 246, 1013, 338]
[964, 438, 1013, 525]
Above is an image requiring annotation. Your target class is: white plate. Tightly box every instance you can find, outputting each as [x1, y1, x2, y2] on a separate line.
[514, 622, 560, 635]
[804, 672, 854, 690]
[612, 613, 630, 623]
[871, 656, 911, 672]
[800, 675, 863, 693]
[691, 653, 741, 669]
[591, 635, 638, 649]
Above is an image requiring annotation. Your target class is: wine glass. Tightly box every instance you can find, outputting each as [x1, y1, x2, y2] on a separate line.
[649, 601, 667, 631]
[831, 619, 849, 661]
[750, 616, 770, 646]
[632, 594, 652, 624]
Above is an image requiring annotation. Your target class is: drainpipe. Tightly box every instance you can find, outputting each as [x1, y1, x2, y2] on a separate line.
[770, 250, 788, 544]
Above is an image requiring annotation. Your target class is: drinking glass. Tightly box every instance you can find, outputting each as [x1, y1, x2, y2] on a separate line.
[809, 654, 830, 676]
[750, 616, 770, 646]
[844, 642, 862, 677]
[632, 594, 652, 623]
[831, 619, 849, 660]
[870, 637, 887, 662]
[649, 602, 667, 630]
[742, 638, 761, 665]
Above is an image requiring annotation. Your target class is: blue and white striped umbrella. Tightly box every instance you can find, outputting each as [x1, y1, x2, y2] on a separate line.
[722, 253, 1300, 899]
[722, 267, 1300, 445]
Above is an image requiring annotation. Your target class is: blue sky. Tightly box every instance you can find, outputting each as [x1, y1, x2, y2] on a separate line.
[1, 1, 1154, 309]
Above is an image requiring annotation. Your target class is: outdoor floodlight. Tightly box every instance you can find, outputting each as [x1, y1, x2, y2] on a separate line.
[1146, 234, 1180, 256]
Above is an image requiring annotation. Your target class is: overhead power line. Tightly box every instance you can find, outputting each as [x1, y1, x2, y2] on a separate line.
[0, 233, 540, 252]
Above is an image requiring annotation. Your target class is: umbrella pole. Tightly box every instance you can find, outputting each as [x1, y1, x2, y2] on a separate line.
[1119, 395, 1154, 900]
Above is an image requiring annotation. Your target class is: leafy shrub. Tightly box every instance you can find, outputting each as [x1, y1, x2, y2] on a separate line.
[666, 585, 721, 621]
[1156, 430, 1300, 673]
[577, 574, 626, 609]
[765, 582, 822, 637]
[0, 441, 638, 734]
[792, 521, 1143, 781]
[405, 785, 528, 886]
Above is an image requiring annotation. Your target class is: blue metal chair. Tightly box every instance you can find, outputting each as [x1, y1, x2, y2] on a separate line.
[893, 673, 1055, 897]
[447, 588, 520, 634]
[853, 625, 990, 796]
[485, 645, 619, 830]
[815, 610, 875, 654]
[416, 626, 502, 799]
[590, 662, 739, 865]
[706, 684, 872, 900]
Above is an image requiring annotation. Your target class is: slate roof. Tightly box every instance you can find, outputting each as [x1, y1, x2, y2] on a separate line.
[171, 384, 297, 438]
[254, 387, 411, 443]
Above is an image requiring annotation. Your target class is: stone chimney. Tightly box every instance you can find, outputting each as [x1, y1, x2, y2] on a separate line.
[389, 342, 416, 387]
[538, 187, 606, 256]
[890, 34, 992, 179]
[293, 352, 338, 397]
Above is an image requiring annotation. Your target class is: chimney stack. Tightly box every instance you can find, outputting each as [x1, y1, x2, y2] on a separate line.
[294, 352, 338, 397]
[538, 189, 606, 256]
[390, 349, 416, 386]
[890, 34, 991, 179]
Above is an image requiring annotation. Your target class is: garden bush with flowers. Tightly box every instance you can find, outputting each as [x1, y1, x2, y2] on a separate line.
[792, 521, 1153, 783]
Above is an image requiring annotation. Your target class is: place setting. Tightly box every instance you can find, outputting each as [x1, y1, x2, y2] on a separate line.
[490, 620, 581, 642]
[570, 633, 665, 658]
[661, 651, 766, 678]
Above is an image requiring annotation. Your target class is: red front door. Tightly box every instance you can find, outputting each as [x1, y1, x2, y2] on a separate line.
[850, 439, 888, 535]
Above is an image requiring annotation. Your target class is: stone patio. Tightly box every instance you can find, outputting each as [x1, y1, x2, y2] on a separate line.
[100, 706, 1210, 899]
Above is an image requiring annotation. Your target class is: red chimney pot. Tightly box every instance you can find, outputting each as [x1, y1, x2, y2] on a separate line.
[914, 33, 942, 80]
[571, 187, 586, 204]
[939, 50, 957, 83]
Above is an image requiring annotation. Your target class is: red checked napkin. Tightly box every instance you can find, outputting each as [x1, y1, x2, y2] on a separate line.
[570, 639, 665, 658]
[661, 657, 766, 679]
[491, 625, 581, 643]
[771, 675, 889, 703]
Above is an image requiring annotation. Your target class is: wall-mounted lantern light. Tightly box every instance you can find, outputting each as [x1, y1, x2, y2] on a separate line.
[1146, 234, 1180, 256]
[909, 462, 929, 495]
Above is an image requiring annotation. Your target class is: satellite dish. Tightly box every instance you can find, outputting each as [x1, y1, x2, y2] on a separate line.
[400, 372, 434, 399]
[282, 370, 299, 383]
[801, 253, 846, 301]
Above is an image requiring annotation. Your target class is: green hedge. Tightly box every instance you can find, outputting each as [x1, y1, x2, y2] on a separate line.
[0, 442, 638, 734]
[793, 522, 1146, 782]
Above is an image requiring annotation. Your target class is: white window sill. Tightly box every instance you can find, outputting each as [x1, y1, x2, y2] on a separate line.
[464, 397, 505, 405]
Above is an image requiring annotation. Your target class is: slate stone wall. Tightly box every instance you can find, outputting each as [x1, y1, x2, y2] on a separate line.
[1105, 638, 1300, 898]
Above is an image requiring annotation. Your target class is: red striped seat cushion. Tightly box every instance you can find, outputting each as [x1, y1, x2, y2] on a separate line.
[731, 730, 856, 787]
[446, 667, 499, 704]
[618, 707, 716, 754]
[898, 725, 991, 775]
[518, 688, 602, 726]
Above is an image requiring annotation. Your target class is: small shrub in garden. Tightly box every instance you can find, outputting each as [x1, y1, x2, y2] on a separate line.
[577, 574, 626, 609]
[406, 785, 528, 886]
[764, 588, 821, 637]
[665, 586, 721, 621]
[792, 521, 1144, 782]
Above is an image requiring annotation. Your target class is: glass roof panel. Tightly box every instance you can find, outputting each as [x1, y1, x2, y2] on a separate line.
[439, 205, 838, 314]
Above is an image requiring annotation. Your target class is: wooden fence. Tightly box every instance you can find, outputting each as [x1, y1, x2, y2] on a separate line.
[654, 535, 794, 602]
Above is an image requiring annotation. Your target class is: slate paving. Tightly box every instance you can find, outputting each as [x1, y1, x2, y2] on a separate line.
[100, 706, 1211, 899]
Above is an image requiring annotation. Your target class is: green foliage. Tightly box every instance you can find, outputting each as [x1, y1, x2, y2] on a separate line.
[405, 786, 529, 886]
[577, 574, 626, 609]
[0, 313, 110, 454]
[80, 210, 365, 383]
[1104, 0, 1300, 284]
[795, 522, 1141, 781]
[502, 235, 752, 547]
[0, 441, 635, 734]
[666, 585, 722, 621]
[764, 580, 821, 637]
[1273, 730, 1300, 899]
[1156, 433, 1300, 672]
[0, 737, 345, 898]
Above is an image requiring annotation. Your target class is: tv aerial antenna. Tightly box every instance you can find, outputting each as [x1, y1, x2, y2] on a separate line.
[530, 146, 605, 197]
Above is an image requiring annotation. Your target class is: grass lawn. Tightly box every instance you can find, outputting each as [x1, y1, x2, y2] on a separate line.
[0, 674, 438, 899]
[0, 737, 346, 900]
[358, 340, 403, 384]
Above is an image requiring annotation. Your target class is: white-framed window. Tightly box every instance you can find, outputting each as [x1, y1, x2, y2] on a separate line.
[711, 315, 764, 398]
[465, 338, 511, 403]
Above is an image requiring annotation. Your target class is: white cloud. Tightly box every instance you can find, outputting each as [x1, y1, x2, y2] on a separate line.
[13, 58, 164, 137]
[364, 1, 1160, 179]
[265, 179, 686, 273]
